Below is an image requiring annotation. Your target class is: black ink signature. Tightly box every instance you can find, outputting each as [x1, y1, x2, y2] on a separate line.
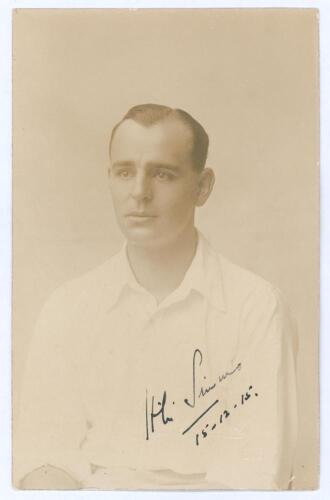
[181, 399, 219, 435]
[184, 348, 242, 408]
[145, 389, 174, 440]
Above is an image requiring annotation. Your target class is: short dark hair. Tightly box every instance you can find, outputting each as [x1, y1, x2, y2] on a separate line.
[109, 103, 209, 172]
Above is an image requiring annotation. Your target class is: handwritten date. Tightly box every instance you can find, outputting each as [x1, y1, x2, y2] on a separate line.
[194, 385, 259, 446]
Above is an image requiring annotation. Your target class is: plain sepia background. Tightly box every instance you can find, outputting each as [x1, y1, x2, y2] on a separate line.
[12, 8, 319, 489]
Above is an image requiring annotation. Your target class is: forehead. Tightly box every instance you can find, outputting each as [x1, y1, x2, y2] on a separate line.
[110, 118, 194, 165]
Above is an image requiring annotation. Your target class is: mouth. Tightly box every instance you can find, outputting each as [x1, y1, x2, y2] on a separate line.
[125, 213, 157, 218]
[125, 213, 158, 223]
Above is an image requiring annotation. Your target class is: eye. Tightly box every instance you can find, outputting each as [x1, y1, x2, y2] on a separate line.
[115, 169, 132, 179]
[154, 170, 175, 181]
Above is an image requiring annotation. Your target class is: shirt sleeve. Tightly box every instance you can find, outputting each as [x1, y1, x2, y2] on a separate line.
[13, 287, 90, 487]
[206, 282, 298, 489]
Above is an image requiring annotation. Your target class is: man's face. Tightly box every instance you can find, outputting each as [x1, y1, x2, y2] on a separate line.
[109, 118, 203, 247]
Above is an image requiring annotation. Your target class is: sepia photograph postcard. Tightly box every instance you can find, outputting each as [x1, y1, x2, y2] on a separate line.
[11, 6, 319, 492]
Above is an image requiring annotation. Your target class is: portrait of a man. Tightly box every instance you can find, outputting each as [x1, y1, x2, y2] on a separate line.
[15, 103, 298, 490]
[12, 9, 319, 492]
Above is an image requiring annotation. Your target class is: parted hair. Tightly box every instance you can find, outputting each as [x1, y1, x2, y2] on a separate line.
[109, 103, 209, 172]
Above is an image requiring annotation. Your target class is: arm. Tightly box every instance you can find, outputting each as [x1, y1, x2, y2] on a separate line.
[206, 283, 298, 489]
[14, 288, 88, 489]
[240, 285, 298, 488]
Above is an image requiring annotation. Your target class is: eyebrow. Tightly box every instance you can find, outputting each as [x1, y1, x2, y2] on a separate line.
[147, 162, 181, 172]
[111, 161, 181, 172]
[112, 161, 135, 169]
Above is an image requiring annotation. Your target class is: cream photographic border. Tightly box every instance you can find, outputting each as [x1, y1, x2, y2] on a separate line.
[1, 0, 328, 499]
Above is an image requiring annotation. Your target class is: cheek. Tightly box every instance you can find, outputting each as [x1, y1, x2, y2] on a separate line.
[109, 182, 130, 205]
[157, 183, 197, 215]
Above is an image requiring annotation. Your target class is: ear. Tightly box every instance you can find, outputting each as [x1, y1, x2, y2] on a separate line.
[195, 168, 215, 207]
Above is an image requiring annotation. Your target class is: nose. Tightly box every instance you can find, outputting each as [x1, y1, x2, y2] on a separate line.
[130, 172, 153, 202]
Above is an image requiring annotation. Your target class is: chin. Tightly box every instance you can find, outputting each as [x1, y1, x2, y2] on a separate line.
[125, 228, 176, 249]
[123, 227, 159, 246]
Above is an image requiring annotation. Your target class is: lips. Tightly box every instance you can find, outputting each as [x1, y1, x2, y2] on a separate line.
[125, 212, 157, 218]
[125, 213, 157, 225]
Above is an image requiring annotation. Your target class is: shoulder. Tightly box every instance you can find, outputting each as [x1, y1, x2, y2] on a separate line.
[215, 251, 297, 351]
[35, 251, 122, 329]
[210, 246, 280, 314]
[211, 246, 294, 333]
[199, 232, 287, 315]
[27, 251, 124, 358]
[220, 253, 275, 298]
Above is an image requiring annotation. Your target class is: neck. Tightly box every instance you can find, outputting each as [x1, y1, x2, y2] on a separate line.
[126, 226, 198, 304]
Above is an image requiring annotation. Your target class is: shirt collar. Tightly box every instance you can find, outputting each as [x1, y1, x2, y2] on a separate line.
[105, 230, 226, 312]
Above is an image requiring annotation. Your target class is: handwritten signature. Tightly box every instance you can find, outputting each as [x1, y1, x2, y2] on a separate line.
[184, 348, 241, 408]
[145, 348, 242, 441]
[145, 389, 174, 440]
